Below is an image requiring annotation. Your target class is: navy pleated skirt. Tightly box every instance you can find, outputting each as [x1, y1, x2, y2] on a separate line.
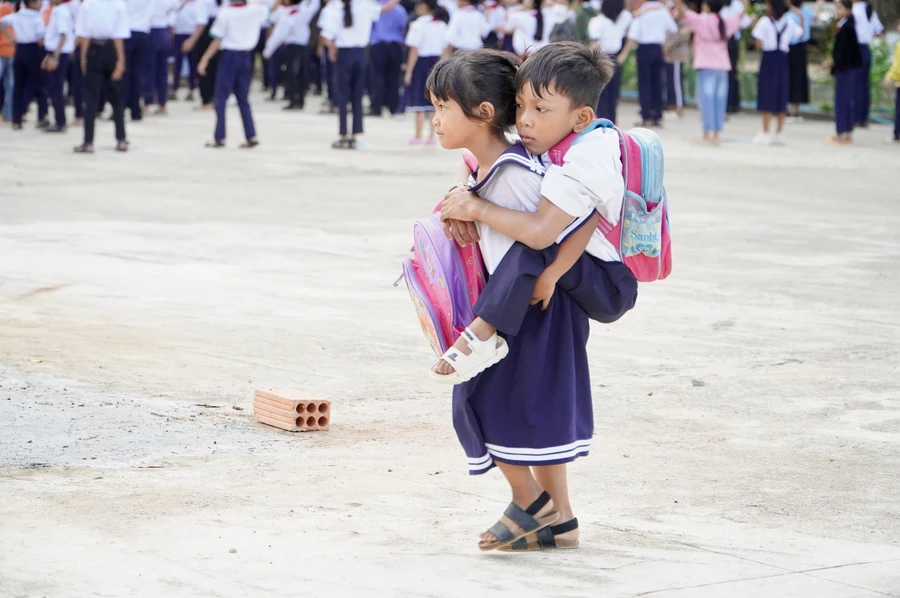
[452, 288, 593, 475]
[757, 50, 790, 113]
[405, 55, 440, 112]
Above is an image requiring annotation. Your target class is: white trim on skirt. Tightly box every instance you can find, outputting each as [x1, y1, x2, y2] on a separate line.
[485, 439, 592, 462]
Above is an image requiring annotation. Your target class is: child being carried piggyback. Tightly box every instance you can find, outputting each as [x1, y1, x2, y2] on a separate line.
[432, 42, 639, 386]
[423, 43, 639, 551]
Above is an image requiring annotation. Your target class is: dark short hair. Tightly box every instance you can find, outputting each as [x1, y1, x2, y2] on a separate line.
[425, 49, 519, 134]
[516, 42, 615, 110]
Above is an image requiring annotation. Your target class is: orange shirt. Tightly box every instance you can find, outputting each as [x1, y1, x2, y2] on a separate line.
[0, 3, 15, 58]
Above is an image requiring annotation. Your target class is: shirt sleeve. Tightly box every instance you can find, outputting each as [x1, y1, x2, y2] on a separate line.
[318, 3, 337, 40]
[194, 0, 208, 26]
[751, 18, 767, 41]
[870, 11, 883, 35]
[664, 11, 677, 34]
[541, 128, 624, 223]
[59, 7, 74, 36]
[626, 17, 640, 41]
[586, 15, 602, 40]
[114, 1, 131, 38]
[262, 14, 287, 57]
[404, 18, 421, 47]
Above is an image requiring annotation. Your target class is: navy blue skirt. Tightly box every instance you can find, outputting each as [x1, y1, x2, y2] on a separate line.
[405, 55, 440, 112]
[757, 50, 789, 113]
[452, 290, 593, 475]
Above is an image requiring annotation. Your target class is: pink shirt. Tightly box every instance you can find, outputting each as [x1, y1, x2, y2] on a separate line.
[682, 10, 741, 71]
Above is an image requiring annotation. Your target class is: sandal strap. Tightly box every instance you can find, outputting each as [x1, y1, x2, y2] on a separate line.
[525, 491, 552, 516]
[502, 501, 540, 532]
[550, 517, 579, 536]
[486, 519, 516, 545]
[507, 537, 529, 551]
[536, 526, 556, 550]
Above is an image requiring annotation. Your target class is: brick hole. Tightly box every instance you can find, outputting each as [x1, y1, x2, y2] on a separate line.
[318, 416, 328, 427]
[296, 403, 306, 414]
[306, 416, 316, 428]
[317, 403, 328, 413]
[295, 416, 304, 427]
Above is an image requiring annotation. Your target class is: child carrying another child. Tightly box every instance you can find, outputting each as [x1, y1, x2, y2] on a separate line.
[432, 41, 637, 387]
[426, 43, 637, 551]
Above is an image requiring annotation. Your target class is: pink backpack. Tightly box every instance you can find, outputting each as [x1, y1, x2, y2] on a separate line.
[396, 210, 487, 357]
[549, 119, 672, 283]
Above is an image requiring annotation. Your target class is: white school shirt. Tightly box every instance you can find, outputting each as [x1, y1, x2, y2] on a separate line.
[210, 3, 268, 50]
[75, 0, 130, 39]
[318, 0, 381, 47]
[149, 0, 177, 28]
[262, 0, 319, 57]
[446, 5, 488, 50]
[751, 14, 801, 53]
[507, 8, 536, 55]
[626, 1, 676, 44]
[438, 0, 457, 17]
[126, 0, 151, 31]
[172, 0, 198, 33]
[66, 0, 82, 21]
[1, 8, 45, 43]
[852, 2, 883, 45]
[720, 0, 751, 40]
[588, 10, 633, 54]
[486, 2, 504, 34]
[471, 157, 545, 275]
[538, 127, 625, 263]
[405, 15, 448, 57]
[45, 4, 76, 52]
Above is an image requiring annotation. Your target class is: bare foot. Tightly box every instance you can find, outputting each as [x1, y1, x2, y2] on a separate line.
[479, 494, 556, 546]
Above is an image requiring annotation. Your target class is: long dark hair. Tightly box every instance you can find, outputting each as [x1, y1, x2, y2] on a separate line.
[600, 0, 624, 21]
[420, 0, 449, 23]
[343, 0, 353, 28]
[425, 49, 520, 136]
[767, 0, 787, 20]
[707, 0, 726, 41]
[535, 0, 544, 40]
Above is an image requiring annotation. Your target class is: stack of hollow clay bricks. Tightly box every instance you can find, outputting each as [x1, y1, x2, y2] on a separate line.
[253, 389, 331, 432]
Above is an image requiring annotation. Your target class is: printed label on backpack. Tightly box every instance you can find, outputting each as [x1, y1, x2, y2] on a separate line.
[621, 193, 663, 259]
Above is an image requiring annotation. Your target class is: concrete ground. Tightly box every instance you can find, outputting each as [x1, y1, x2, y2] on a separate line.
[1, 92, 898, 598]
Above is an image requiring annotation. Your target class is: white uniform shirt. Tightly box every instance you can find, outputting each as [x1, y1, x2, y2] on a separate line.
[172, 0, 198, 33]
[0, 8, 46, 43]
[210, 3, 268, 50]
[507, 8, 535, 55]
[539, 127, 625, 263]
[471, 159, 545, 274]
[45, 4, 76, 52]
[446, 5, 488, 50]
[751, 14, 801, 53]
[405, 15, 448, 57]
[126, 0, 151, 32]
[262, 0, 319, 57]
[626, 1, 676, 44]
[66, 0, 82, 22]
[318, 0, 381, 48]
[720, 0, 751, 40]
[588, 10, 633, 54]
[149, 0, 178, 28]
[852, 1, 883, 45]
[75, 0, 130, 39]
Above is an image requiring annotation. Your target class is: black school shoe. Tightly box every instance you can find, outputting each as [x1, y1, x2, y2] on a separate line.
[44, 124, 66, 133]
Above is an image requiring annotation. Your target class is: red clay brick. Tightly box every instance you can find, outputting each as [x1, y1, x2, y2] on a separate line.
[253, 389, 330, 432]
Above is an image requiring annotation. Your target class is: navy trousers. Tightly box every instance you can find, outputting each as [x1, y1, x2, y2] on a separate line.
[283, 44, 308, 107]
[854, 44, 871, 126]
[83, 41, 126, 144]
[125, 30, 150, 119]
[893, 88, 899, 140]
[195, 20, 218, 105]
[69, 47, 84, 118]
[335, 47, 366, 136]
[665, 61, 683, 109]
[12, 43, 46, 125]
[172, 33, 197, 92]
[474, 241, 639, 337]
[636, 43, 664, 122]
[47, 52, 71, 127]
[369, 41, 402, 115]
[834, 69, 855, 135]
[213, 49, 256, 142]
[266, 45, 284, 100]
[325, 50, 336, 103]
[147, 27, 170, 106]
[596, 53, 621, 124]
[727, 36, 740, 112]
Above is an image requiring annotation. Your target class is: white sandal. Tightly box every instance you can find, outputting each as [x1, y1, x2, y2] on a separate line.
[428, 327, 509, 385]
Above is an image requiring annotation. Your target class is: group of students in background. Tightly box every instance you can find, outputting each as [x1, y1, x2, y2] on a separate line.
[0, 0, 898, 150]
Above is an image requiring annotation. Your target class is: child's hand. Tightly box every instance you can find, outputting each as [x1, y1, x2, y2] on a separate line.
[884, 76, 893, 90]
[441, 189, 483, 222]
[443, 218, 480, 247]
[531, 269, 560, 311]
